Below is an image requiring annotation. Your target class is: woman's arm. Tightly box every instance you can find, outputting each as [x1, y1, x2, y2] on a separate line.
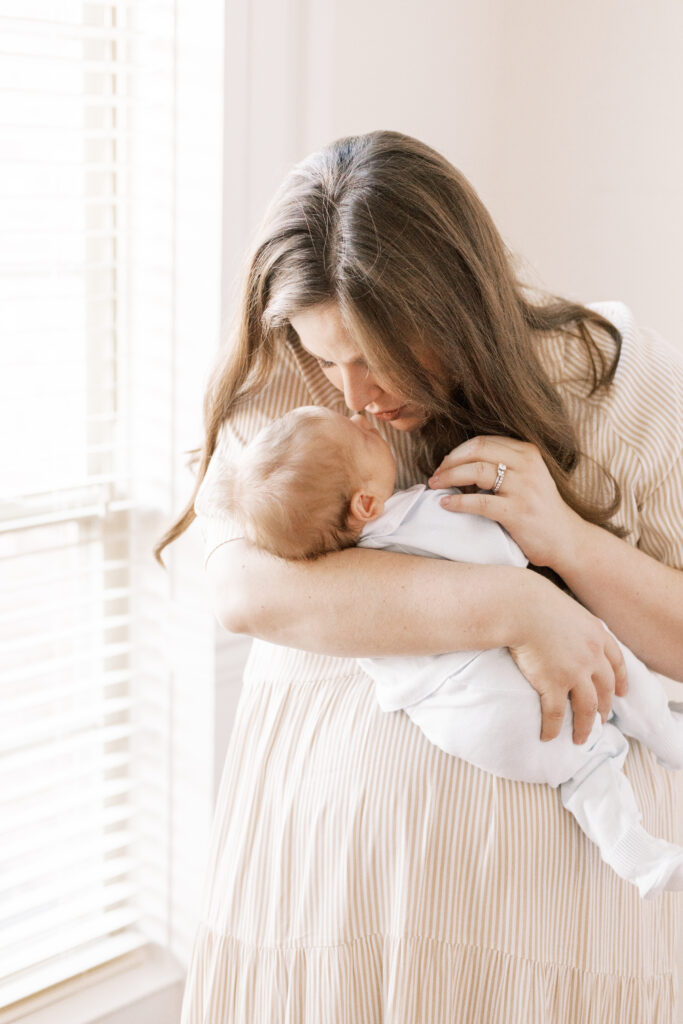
[208, 539, 626, 743]
[552, 515, 683, 679]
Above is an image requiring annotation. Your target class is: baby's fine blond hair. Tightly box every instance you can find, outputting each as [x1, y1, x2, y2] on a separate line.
[221, 408, 363, 560]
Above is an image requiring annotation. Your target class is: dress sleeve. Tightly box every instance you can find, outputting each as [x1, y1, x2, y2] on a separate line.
[579, 303, 683, 572]
[628, 323, 683, 571]
[637, 457, 683, 570]
[194, 343, 334, 568]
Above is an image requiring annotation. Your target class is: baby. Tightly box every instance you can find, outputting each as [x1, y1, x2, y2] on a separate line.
[221, 405, 683, 899]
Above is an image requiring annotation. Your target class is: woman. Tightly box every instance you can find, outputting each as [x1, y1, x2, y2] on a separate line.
[155, 130, 683, 1022]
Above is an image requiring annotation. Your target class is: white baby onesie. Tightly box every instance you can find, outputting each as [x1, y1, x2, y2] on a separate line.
[358, 485, 683, 898]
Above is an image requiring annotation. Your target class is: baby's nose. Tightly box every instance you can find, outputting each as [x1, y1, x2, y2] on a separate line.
[350, 413, 371, 430]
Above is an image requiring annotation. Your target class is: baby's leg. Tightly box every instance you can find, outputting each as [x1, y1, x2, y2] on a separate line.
[607, 638, 683, 770]
[560, 731, 683, 898]
[404, 647, 604, 787]
[405, 648, 683, 898]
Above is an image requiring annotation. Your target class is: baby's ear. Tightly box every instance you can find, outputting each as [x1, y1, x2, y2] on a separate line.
[348, 489, 384, 524]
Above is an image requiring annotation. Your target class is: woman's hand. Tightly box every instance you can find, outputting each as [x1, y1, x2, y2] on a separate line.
[429, 434, 583, 568]
[509, 574, 628, 743]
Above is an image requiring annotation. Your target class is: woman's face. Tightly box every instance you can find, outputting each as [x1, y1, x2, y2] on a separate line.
[289, 302, 426, 432]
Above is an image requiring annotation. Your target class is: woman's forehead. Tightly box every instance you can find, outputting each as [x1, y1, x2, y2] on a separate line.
[290, 302, 362, 361]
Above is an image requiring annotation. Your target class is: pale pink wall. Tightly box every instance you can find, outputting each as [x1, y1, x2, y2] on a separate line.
[295, 0, 683, 347]
[478, 1, 683, 348]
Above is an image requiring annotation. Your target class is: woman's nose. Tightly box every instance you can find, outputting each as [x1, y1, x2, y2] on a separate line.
[341, 365, 380, 412]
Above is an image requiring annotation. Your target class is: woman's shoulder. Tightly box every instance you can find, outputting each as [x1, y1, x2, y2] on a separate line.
[588, 300, 683, 397]
[540, 301, 683, 485]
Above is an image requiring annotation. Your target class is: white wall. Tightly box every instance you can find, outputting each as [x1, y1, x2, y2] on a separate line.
[480, 1, 683, 346]
[227, 0, 683, 347]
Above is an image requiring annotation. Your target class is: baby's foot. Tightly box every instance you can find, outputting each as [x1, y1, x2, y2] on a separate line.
[636, 851, 683, 899]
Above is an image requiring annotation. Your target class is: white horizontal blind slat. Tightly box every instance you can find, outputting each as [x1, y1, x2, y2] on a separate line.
[2, 908, 142, 980]
[0, 588, 130, 622]
[0, 933, 148, 1012]
[1, 881, 138, 952]
[3, 644, 132, 687]
[2, 748, 130, 804]
[2, 699, 135, 753]
[2, 826, 137, 883]
[5, 614, 131, 656]
[2, 781, 134, 852]
[0, 855, 136, 910]
[1, 724, 135, 779]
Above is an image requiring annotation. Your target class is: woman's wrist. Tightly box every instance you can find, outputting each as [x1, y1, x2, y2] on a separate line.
[544, 507, 594, 582]
[535, 510, 683, 677]
[498, 567, 551, 649]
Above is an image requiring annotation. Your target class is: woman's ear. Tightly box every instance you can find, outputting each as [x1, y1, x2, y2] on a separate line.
[348, 489, 384, 524]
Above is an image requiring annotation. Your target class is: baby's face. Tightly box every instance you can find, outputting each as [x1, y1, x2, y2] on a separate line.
[345, 413, 397, 500]
[295, 407, 397, 501]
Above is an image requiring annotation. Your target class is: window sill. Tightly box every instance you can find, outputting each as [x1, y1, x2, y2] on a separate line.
[2, 945, 185, 1024]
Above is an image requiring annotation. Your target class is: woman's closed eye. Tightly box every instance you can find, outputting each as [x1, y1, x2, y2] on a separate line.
[316, 356, 370, 375]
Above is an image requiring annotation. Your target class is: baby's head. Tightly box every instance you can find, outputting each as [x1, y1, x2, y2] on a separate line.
[223, 406, 396, 559]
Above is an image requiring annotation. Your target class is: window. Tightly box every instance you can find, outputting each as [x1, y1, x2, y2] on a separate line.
[0, 1, 225, 1014]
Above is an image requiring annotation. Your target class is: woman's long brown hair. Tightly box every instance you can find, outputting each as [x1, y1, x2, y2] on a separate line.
[154, 130, 622, 567]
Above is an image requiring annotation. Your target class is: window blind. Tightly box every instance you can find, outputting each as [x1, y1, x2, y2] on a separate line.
[0, 0, 180, 1010]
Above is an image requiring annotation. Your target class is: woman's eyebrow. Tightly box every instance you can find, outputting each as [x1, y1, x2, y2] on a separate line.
[299, 345, 367, 368]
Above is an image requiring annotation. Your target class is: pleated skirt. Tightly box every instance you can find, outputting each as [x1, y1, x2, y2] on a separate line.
[180, 642, 682, 1023]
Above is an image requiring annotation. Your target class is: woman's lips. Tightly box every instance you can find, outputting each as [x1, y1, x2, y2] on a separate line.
[370, 406, 403, 421]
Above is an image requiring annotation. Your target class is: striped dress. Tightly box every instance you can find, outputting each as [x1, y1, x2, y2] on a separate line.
[180, 301, 683, 1023]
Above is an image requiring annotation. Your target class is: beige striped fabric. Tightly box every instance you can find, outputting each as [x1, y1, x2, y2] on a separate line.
[181, 301, 683, 1023]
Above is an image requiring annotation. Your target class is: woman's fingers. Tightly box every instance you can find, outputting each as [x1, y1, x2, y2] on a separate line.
[533, 672, 596, 744]
[604, 632, 629, 697]
[432, 460, 503, 492]
[567, 677, 602, 745]
[439, 490, 508, 521]
[568, 630, 627, 742]
[510, 583, 627, 746]
[538, 657, 618, 744]
[537, 690, 569, 743]
[589, 657, 617, 725]
[436, 435, 526, 472]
